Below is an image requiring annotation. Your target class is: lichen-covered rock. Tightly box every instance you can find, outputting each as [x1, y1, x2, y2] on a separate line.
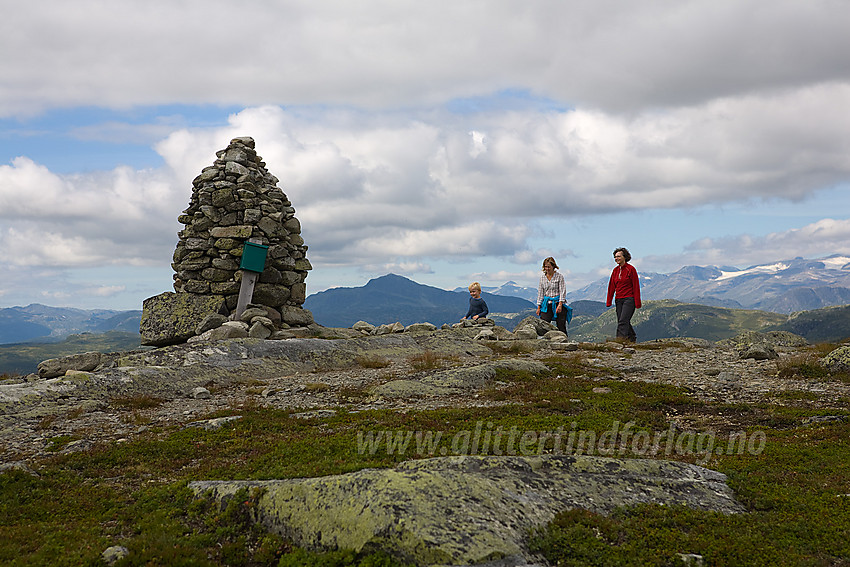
[824, 345, 850, 372]
[720, 331, 792, 360]
[140, 292, 227, 346]
[551, 341, 579, 351]
[37, 351, 102, 379]
[720, 330, 807, 353]
[544, 330, 568, 342]
[189, 455, 745, 566]
[514, 326, 538, 340]
[352, 321, 375, 333]
[281, 306, 314, 327]
[473, 329, 496, 340]
[515, 316, 556, 336]
[248, 320, 273, 339]
[375, 322, 405, 335]
[101, 545, 129, 566]
[457, 317, 495, 328]
[372, 359, 549, 398]
[196, 313, 228, 335]
[738, 343, 778, 360]
[405, 322, 438, 333]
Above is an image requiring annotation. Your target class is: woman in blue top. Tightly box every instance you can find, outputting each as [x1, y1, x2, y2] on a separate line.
[461, 282, 489, 321]
[536, 257, 568, 335]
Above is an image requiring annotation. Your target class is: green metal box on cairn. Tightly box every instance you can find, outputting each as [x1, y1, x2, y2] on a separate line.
[239, 241, 269, 273]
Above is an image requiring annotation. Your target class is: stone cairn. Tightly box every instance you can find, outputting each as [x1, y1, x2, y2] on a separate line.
[140, 137, 314, 346]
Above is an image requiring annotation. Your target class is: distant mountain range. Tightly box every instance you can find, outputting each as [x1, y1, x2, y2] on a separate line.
[304, 273, 537, 328]
[452, 281, 538, 303]
[567, 254, 850, 314]
[2, 262, 850, 376]
[0, 304, 142, 345]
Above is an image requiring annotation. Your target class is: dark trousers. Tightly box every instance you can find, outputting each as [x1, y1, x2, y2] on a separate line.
[540, 307, 568, 335]
[615, 297, 636, 342]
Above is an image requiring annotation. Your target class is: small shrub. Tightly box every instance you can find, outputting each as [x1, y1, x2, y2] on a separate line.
[338, 385, 372, 402]
[408, 350, 453, 371]
[45, 435, 76, 452]
[304, 382, 331, 393]
[65, 406, 86, 420]
[776, 354, 829, 380]
[809, 342, 841, 356]
[356, 355, 392, 369]
[278, 547, 411, 567]
[121, 411, 154, 426]
[36, 413, 59, 430]
[776, 390, 820, 401]
[111, 393, 165, 410]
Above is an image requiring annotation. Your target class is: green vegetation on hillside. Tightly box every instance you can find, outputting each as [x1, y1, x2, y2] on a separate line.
[0, 331, 142, 376]
[768, 304, 850, 343]
[571, 300, 788, 343]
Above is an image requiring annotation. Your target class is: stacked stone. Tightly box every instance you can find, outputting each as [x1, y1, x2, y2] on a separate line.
[171, 137, 312, 313]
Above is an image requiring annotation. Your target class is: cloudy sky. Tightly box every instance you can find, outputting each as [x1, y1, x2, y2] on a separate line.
[2, 0, 850, 310]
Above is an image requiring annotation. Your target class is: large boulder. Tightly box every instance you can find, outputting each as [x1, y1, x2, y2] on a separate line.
[189, 455, 745, 566]
[719, 331, 802, 360]
[281, 306, 314, 327]
[37, 351, 102, 379]
[515, 315, 555, 336]
[140, 292, 227, 346]
[824, 346, 850, 373]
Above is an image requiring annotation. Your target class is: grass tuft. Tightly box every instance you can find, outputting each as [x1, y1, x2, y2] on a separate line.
[111, 394, 165, 410]
[356, 354, 392, 369]
[776, 353, 830, 380]
[408, 350, 456, 371]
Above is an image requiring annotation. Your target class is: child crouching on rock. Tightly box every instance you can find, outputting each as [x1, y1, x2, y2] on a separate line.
[461, 282, 489, 321]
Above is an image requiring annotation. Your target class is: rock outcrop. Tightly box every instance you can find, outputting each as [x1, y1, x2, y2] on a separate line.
[141, 137, 313, 346]
[718, 330, 809, 360]
[189, 455, 745, 566]
[824, 345, 850, 372]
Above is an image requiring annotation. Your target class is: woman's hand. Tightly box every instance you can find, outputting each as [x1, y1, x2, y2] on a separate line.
[536, 307, 541, 316]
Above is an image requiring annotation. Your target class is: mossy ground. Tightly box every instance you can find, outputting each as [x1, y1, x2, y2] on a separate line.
[2, 345, 850, 566]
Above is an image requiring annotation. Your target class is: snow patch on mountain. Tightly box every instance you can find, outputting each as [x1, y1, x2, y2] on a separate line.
[716, 262, 790, 281]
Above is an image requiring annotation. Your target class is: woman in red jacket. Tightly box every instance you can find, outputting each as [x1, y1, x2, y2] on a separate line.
[606, 247, 641, 342]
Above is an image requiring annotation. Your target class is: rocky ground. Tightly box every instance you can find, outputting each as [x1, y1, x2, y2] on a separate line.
[2, 325, 848, 464]
[4, 325, 850, 566]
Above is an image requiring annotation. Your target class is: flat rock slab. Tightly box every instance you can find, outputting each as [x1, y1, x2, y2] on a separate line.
[372, 359, 550, 398]
[189, 455, 745, 566]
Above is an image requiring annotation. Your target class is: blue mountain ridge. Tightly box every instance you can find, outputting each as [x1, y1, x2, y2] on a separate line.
[304, 273, 537, 328]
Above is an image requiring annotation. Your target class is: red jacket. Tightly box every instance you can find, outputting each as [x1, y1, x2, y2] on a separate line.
[606, 263, 641, 308]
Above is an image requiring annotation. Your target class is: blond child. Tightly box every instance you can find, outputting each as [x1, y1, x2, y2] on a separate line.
[461, 282, 489, 321]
